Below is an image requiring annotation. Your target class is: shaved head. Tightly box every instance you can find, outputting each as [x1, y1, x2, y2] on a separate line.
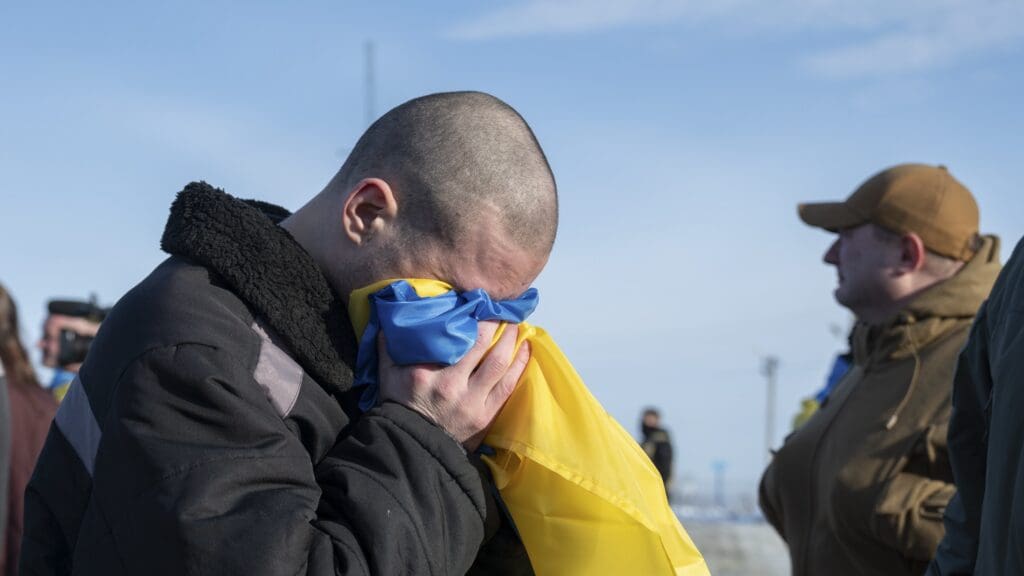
[336, 91, 558, 259]
[284, 91, 558, 300]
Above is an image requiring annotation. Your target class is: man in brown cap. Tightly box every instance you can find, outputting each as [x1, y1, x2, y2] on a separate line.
[759, 163, 1002, 575]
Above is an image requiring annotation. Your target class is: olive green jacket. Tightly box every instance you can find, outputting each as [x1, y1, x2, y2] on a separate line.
[760, 236, 1001, 576]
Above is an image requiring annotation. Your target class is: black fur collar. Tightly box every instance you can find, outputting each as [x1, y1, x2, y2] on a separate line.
[160, 181, 356, 394]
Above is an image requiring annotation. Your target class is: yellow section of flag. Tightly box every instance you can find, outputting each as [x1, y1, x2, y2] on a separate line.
[350, 279, 709, 576]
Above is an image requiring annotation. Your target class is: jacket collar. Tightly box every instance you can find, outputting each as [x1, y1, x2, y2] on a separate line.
[160, 181, 356, 394]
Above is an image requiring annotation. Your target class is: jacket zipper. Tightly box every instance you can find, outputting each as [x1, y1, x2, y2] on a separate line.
[798, 366, 861, 576]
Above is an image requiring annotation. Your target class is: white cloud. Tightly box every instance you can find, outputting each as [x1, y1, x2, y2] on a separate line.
[447, 0, 724, 40]
[805, 1, 1024, 78]
[449, 0, 1024, 78]
[93, 90, 336, 200]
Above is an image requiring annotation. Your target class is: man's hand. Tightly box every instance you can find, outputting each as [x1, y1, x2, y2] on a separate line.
[378, 321, 530, 451]
[56, 316, 102, 337]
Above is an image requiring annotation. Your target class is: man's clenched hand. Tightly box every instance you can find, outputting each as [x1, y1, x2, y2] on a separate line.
[378, 321, 530, 451]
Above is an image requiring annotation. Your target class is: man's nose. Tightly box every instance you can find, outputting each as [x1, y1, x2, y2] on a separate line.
[824, 238, 840, 265]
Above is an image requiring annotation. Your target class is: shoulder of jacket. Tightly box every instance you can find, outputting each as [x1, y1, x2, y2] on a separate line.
[649, 430, 670, 442]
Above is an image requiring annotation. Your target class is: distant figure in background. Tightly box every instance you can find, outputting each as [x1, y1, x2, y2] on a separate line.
[36, 298, 105, 401]
[0, 283, 57, 575]
[791, 335, 853, 430]
[759, 164, 1001, 576]
[640, 408, 673, 493]
[928, 235, 1024, 574]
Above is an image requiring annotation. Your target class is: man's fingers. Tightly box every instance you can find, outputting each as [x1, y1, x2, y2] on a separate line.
[486, 341, 530, 414]
[471, 323, 520, 388]
[457, 320, 501, 375]
[376, 332, 394, 370]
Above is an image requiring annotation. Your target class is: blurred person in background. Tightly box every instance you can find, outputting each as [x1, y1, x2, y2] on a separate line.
[791, 331, 853, 430]
[640, 407, 673, 494]
[928, 235, 1024, 575]
[36, 298, 105, 401]
[759, 164, 1001, 575]
[0, 283, 57, 575]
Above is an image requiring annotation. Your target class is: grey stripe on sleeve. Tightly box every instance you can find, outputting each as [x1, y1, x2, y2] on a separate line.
[54, 376, 102, 476]
[251, 320, 304, 418]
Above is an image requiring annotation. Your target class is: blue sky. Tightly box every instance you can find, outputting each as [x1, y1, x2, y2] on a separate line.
[2, 0, 1022, 491]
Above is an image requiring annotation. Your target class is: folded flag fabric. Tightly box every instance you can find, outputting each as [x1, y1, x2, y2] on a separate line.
[351, 280, 539, 411]
[349, 279, 709, 576]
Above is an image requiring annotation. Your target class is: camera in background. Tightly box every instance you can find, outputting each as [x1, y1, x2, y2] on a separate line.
[39, 295, 109, 401]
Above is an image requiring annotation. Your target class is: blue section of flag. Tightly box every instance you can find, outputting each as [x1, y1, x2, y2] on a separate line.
[354, 280, 539, 411]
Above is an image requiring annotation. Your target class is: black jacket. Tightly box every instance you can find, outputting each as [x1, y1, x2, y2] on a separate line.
[21, 183, 528, 575]
[929, 235, 1024, 575]
[640, 426, 672, 485]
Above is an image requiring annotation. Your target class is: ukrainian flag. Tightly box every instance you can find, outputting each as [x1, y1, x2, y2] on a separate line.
[350, 279, 709, 576]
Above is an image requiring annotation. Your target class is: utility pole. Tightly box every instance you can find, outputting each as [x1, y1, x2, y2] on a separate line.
[711, 460, 727, 509]
[364, 40, 376, 127]
[762, 355, 779, 463]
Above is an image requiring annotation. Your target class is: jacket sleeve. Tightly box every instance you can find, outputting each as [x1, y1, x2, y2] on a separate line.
[97, 343, 486, 576]
[928, 303, 994, 575]
[758, 460, 786, 542]
[654, 437, 673, 482]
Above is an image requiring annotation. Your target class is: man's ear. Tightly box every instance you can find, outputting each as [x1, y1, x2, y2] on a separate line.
[341, 178, 399, 245]
[899, 232, 927, 273]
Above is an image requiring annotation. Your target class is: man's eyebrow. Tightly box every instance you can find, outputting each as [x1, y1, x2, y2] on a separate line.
[450, 282, 499, 299]
[445, 277, 468, 294]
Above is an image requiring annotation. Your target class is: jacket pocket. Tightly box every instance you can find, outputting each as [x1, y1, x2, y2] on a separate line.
[873, 473, 955, 561]
[903, 423, 953, 482]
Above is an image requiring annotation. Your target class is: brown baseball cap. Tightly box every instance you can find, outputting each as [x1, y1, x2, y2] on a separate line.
[798, 163, 980, 260]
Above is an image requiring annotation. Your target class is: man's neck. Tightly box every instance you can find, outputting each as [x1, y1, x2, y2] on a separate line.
[281, 208, 360, 301]
[855, 293, 912, 325]
[858, 274, 954, 326]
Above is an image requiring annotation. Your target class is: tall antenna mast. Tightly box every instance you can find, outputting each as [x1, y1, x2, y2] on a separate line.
[364, 40, 376, 127]
[762, 355, 779, 464]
